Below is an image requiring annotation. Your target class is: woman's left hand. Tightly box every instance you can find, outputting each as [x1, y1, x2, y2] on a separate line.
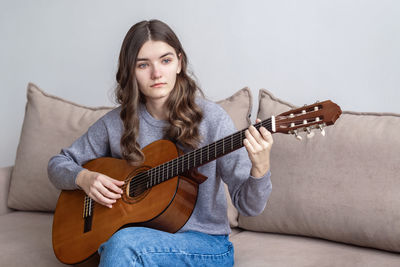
[243, 118, 274, 178]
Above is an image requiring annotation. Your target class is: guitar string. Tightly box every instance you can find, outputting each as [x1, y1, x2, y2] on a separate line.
[87, 119, 273, 209]
[125, 120, 274, 196]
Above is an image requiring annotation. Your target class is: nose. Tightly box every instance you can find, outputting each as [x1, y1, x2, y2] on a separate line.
[151, 64, 162, 80]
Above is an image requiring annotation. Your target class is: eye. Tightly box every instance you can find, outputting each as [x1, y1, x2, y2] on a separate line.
[137, 63, 148, 69]
[162, 58, 172, 64]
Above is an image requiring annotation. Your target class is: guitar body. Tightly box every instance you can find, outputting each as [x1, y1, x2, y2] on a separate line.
[52, 140, 200, 265]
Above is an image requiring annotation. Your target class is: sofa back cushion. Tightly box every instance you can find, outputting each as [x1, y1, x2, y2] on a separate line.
[8, 84, 113, 211]
[7, 83, 248, 227]
[238, 89, 400, 253]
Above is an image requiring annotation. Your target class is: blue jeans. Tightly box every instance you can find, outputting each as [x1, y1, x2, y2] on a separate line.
[98, 227, 234, 267]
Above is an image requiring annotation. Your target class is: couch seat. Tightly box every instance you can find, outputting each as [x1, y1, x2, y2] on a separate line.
[230, 230, 400, 267]
[0, 211, 65, 266]
[0, 211, 101, 267]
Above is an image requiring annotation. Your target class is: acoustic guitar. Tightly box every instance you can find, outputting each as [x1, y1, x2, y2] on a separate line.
[52, 100, 341, 264]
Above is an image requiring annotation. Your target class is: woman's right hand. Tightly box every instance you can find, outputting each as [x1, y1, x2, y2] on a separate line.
[75, 169, 125, 208]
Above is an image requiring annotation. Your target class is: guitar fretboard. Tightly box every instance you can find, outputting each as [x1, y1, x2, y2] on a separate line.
[129, 117, 274, 192]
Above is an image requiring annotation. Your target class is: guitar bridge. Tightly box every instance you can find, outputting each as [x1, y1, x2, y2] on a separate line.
[84, 215, 92, 233]
[83, 195, 93, 233]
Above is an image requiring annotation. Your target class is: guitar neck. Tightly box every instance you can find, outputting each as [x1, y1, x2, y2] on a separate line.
[144, 117, 275, 187]
[181, 116, 276, 168]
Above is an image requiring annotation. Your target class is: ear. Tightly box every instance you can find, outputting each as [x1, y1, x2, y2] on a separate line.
[177, 53, 182, 74]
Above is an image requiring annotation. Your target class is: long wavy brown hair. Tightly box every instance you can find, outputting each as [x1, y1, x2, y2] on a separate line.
[115, 19, 204, 165]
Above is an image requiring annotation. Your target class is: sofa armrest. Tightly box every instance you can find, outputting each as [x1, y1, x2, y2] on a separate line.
[0, 166, 13, 215]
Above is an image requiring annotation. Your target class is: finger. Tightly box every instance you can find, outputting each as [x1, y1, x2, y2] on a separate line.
[255, 118, 261, 123]
[102, 176, 124, 194]
[243, 138, 256, 154]
[109, 177, 125, 186]
[250, 125, 266, 143]
[97, 181, 122, 200]
[259, 127, 273, 145]
[91, 190, 116, 208]
[245, 128, 262, 150]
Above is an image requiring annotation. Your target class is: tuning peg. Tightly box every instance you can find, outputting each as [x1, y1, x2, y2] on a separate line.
[306, 127, 315, 139]
[293, 130, 303, 141]
[319, 125, 326, 136]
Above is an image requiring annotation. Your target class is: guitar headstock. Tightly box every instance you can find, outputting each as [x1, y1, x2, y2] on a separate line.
[275, 100, 342, 140]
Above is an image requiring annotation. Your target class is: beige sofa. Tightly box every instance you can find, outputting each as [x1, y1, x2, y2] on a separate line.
[1, 83, 399, 266]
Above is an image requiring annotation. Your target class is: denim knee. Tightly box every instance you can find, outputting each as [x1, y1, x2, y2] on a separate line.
[98, 228, 143, 266]
[98, 227, 234, 267]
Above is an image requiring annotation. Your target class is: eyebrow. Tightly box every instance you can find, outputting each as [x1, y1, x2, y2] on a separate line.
[136, 52, 175, 62]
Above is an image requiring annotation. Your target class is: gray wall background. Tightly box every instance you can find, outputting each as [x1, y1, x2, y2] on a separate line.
[1, 0, 399, 167]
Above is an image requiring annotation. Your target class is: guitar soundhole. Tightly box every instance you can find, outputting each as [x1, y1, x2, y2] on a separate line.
[122, 166, 151, 204]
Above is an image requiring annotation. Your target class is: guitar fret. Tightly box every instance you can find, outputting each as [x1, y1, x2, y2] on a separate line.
[168, 161, 170, 180]
[170, 160, 173, 178]
[175, 159, 178, 177]
[158, 166, 161, 184]
[154, 167, 157, 185]
[164, 163, 166, 182]
[172, 160, 174, 178]
[164, 162, 166, 182]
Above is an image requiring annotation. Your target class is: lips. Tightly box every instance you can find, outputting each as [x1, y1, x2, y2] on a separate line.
[151, 83, 167, 88]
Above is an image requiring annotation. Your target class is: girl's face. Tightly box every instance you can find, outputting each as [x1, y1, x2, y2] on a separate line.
[135, 40, 181, 104]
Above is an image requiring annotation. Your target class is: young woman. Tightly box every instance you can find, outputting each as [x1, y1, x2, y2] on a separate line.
[48, 19, 273, 266]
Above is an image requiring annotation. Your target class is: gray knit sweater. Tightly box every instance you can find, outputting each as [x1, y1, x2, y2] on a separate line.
[48, 98, 272, 235]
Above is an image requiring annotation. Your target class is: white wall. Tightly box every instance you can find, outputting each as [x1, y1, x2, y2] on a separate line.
[1, 0, 399, 167]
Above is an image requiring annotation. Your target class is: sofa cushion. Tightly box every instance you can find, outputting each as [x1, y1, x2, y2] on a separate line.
[238, 89, 400, 253]
[0, 166, 13, 215]
[230, 231, 400, 267]
[8, 84, 113, 211]
[7, 84, 249, 227]
[216, 87, 252, 131]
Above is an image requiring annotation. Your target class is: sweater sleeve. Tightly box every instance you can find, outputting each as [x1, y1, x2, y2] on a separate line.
[216, 112, 272, 216]
[47, 118, 111, 190]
